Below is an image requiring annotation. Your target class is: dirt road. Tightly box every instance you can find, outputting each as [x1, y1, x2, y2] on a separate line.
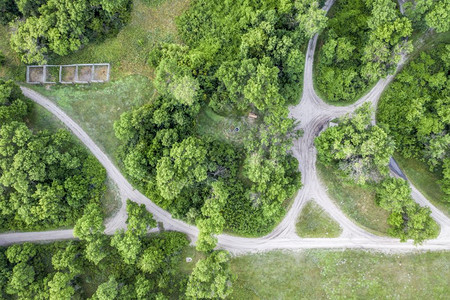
[2, 0, 450, 253]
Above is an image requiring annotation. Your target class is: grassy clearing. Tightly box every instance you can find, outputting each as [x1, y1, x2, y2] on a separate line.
[394, 154, 450, 218]
[231, 250, 450, 299]
[50, 0, 189, 80]
[29, 75, 155, 165]
[196, 107, 260, 145]
[296, 200, 342, 238]
[0, 25, 24, 80]
[316, 162, 390, 235]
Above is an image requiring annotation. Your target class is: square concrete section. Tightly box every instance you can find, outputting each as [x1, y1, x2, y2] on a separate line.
[61, 66, 76, 83]
[27, 66, 44, 84]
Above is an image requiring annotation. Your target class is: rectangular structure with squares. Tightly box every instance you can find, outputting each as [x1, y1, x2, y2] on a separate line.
[26, 63, 110, 84]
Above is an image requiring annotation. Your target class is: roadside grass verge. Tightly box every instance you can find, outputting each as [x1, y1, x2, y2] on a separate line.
[49, 0, 189, 80]
[316, 162, 390, 235]
[231, 250, 450, 299]
[296, 200, 342, 238]
[28, 75, 155, 165]
[394, 154, 450, 218]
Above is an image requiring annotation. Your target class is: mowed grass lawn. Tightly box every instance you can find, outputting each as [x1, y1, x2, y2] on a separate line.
[231, 250, 450, 299]
[316, 162, 390, 235]
[296, 201, 342, 238]
[395, 154, 450, 218]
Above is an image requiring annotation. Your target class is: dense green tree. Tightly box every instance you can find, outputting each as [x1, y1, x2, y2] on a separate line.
[424, 0, 450, 32]
[5, 242, 36, 264]
[196, 181, 228, 252]
[0, 0, 20, 24]
[73, 204, 105, 241]
[51, 242, 83, 275]
[316, 103, 394, 184]
[0, 81, 106, 231]
[6, 261, 35, 294]
[92, 276, 118, 300]
[126, 199, 157, 235]
[111, 200, 157, 265]
[0, 79, 30, 123]
[156, 137, 208, 201]
[186, 251, 234, 299]
[1, 231, 193, 299]
[316, 0, 413, 103]
[295, 0, 327, 37]
[117, 0, 307, 237]
[378, 44, 450, 201]
[9, 0, 132, 64]
[376, 178, 439, 244]
[48, 272, 74, 300]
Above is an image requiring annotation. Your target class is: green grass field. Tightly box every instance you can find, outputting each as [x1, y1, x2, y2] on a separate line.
[231, 250, 450, 299]
[296, 201, 342, 238]
[316, 162, 390, 235]
[29, 75, 155, 165]
[395, 154, 450, 218]
[0, 25, 24, 80]
[196, 107, 260, 145]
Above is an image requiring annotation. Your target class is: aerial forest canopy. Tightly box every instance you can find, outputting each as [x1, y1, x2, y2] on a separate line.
[315, 0, 413, 103]
[378, 43, 450, 202]
[115, 0, 327, 245]
[0, 0, 132, 64]
[404, 0, 450, 33]
[0, 200, 233, 299]
[315, 103, 395, 185]
[0, 80, 106, 231]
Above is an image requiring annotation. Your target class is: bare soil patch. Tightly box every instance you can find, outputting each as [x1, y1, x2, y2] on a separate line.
[29, 67, 44, 83]
[94, 65, 108, 81]
[61, 66, 76, 82]
[78, 66, 92, 82]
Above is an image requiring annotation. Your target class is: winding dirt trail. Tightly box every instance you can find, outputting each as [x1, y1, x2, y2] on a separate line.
[1, 0, 450, 253]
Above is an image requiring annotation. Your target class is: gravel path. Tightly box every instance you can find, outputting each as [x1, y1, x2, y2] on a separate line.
[2, 0, 450, 253]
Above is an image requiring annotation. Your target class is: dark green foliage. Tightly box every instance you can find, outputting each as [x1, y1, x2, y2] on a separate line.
[0, 200, 195, 299]
[0, 0, 20, 25]
[376, 178, 439, 244]
[8, 0, 132, 64]
[0, 231, 193, 299]
[186, 250, 234, 299]
[378, 43, 450, 201]
[404, 0, 450, 33]
[0, 79, 30, 123]
[315, 103, 395, 184]
[0, 80, 106, 231]
[177, 0, 325, 109]
[316, 0, 412, 103]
